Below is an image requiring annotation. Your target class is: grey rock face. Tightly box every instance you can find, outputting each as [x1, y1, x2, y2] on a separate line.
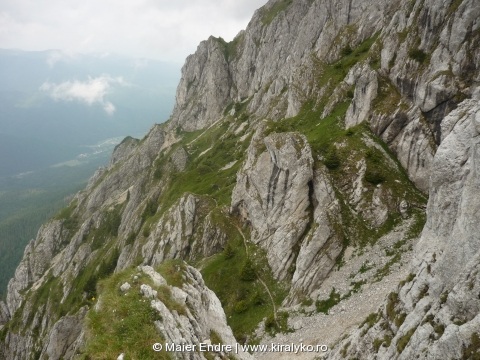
[345, 64, 378, 129]
[169, 0, 392, 129]
[80, 123, 167, 217]
[330, 99, 480, 359]
[43, 307, 87, 360]
[232, 131, 314, 281]
[110, 136, 139, 166]
[6, 220, 65, 315]
[373, 0, 480, 192]
[170, 37, 232, 131]
[168, 0, 479, 194]
[138, 265, 253, 360]
[232, 130, 345, 301]
[140, 194, 227, 267]
[0, 123, 172, 358]
[138, 265, 167, 287]
[0, 301, 9, 326]
[140, 284, 158, 299]
[289, 167, 342, 299]
[170, 147, 188, 171]
[418, 101, 480, 289]
[0, 122, 231, 358]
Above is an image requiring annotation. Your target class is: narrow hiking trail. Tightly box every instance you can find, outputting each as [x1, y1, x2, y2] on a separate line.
[233, 221, 278, 322]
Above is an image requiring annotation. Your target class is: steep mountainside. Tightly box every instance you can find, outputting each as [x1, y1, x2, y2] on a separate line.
[1, 0, 479, 359]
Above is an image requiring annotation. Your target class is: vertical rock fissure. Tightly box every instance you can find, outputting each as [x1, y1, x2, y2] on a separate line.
[266, 163, 282, 209]
[290, 180, 316, 280]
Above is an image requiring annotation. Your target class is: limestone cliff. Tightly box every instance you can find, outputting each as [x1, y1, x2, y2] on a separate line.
[330, 99, 480, 360]
[1, 0, 479, 359]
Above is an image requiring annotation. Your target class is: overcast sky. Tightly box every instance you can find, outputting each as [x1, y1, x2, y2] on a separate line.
[0, 0, 268, 63]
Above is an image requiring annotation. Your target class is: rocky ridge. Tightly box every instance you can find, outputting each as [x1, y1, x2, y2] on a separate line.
[1, 0, 479, 359]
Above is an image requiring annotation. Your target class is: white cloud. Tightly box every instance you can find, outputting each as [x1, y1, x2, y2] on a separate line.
[0, 0, 268, 62]
[103, 101, 115, 115]
[40, 75, 125, 115]
[45, 49, 78, 67]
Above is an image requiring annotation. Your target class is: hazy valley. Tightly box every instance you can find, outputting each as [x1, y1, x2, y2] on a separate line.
[0, 49, 179, 299]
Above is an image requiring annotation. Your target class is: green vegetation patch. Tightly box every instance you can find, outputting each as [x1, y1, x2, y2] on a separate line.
[405, 209, 427, 239]
[141, 198, 158, 224]
[315, 281, 368, 315]
[157, 118, 251, 215]
[55, 199, 80, 232]
[260, 0, 293, 26]
[408, 48, 428, 63]
[462, 333, 480, 360]
[216, 33, 245, 62]
[373, 334, 392, 352]
[90, 206, 122, 250]
[399, 273, 416, 287]
[311, 34, 378, 92]
[448, 0, 464, 15]
[360, 312, 379, 330]
[396, 327, 416, 353]
[372, 75, 407, 115]
[33, 245, 117, 334]
[200, 221, 288, 343]
[316, 288, 341, 314]
[60, 246, 120, 316]
[395, 312, 407, 328]
[157, 259, 187, 288]
[80, 269, 172, 360]
[4, 242, 120, 339]
[386, 292, 399, 322]
[374, 210, 426, 282]
[374, 253, 401, 281]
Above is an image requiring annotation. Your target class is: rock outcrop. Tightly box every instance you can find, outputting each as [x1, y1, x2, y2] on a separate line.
[143, 265, 252, 360]
[232, 130, 314, 281]
[231, 130, 344, 300]
[141, 194, 227, 266]
[0, 302, 9, 327]
[1, 0, 479, 358]
[290, 167, 342, 298]
[6, 220, 65, 315]
[330, 98, 480, 360]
